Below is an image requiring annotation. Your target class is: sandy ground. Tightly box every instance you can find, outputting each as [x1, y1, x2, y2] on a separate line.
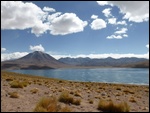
[1, 71, 149, 112]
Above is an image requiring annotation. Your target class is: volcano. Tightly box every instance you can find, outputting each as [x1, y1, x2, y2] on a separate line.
[1, 51, 70, 70]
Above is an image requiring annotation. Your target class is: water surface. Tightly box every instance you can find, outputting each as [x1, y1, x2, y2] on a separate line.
[9, 68, 149, 85]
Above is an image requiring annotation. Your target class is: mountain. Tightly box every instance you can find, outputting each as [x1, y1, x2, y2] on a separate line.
[58, 57, 149, 67]
[122, 60, 149, 68]
[1, 51, 70, 70]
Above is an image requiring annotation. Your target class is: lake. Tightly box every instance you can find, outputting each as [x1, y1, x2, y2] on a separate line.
[8, 68, 149, 85]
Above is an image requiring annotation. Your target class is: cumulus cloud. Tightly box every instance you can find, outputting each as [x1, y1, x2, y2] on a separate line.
[123, 34, 128, 37]
[31, 22, 49, 37]
[106, 28, 128, 39]
[29, 44, 45, 52]
[102, 8, 112, 17]
[91, 15, 98, 19]
[90, 18, 107, 30]
[97, 1, 149, 23]
[1, 48, 6, 52]
[106, 35, 122, 39]
[1, 1, 49, 36]
[115, 28, 128, 34]
[43, 6, 55, 12]
[1, 1, 88, 36]
[108, 18, 116, 24]
[97, 1, 112, 6]
[115, 28, 127, 34]
[48, 12, 62, 21]
[1, 52, 28, 61]
[49, 13, 88, 35]
[116, 20, 127, 25]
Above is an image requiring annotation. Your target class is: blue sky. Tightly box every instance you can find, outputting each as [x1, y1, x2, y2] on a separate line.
[1, 1, 149, 61]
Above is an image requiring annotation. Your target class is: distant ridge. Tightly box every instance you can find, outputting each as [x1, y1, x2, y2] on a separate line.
[58, 57, 149, 68]
[1, 51, 70, 70]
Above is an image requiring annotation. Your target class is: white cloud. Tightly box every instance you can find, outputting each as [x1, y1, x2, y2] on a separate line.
[43, 6, 55, 12]
[102, 8, 112, 17]
[97, 1, 112, 6]
[106, 35, 123, 39]
[90, 18, 107, 30]
[49, 13, 88, 35]
[1, 52, 28, 61]
[107, 28, 128, 39]
[91, 15, 98, 19]
[108, 18, 116, 24]
[31, 22, 49, 37]
[123, 34, 128, 37]
[115, 28, 128, 34]
[29, 44, 45, 52]
[1, 48, 6, 52]
[146, 44, 149, 49]
[97, 1, 149, 23]
[1, 1, 49, 36]
[48, 12, 62, 21]
[116, 20, 127, 25]
[52, 53, 149, 59]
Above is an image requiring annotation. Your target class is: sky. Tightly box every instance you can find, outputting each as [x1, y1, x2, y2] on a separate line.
[1, 1, 149, 61]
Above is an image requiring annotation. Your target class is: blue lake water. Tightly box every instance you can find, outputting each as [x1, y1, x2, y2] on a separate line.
[8, 68, 149, 85]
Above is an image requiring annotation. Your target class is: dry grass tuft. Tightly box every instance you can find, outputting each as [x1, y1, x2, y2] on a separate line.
[74, 91, 82, 97]
[10, 80, 28, 88]
[30, 88, 39, 94]
[89, 99, 94, 104]
[8, 92, 19, 98]
[129, 97, 136, 103]
[60, 106, 72, 112]
[116, 87, 121, 90]
[73, 99, 81, 105]
[5, 78, 13, 81]
[98, 99, 130, 112]
[144, 89, 149, 92]
[59, 91, 74, 104]
[34, 96, 71, 112]
[123, 89, 135, 94]
[59, 91, 81, 105]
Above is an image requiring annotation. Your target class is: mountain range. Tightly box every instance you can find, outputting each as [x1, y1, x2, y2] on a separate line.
[1, 51, 149, 70]
[58, 57, 149, 68]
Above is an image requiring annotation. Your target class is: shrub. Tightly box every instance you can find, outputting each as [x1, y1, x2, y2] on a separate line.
[10, 80, 28, 88]
[89, 99, 94, 104]
[10, 81, 24, 88]
[98, 99, 130, 112]
[74, 92, 82, 97]
[123, 89, 134, 94]
[8, 92, 19, 98]
[59, 91, 73, 104]
[34, 96, 71, 112]
[116, 87, 121, 90]
[73, 99, 81, 105]
[6, 78, 13, 81]
[60, 106, 72, 112]
[30, 88, 39, 94]
[129, 97, 136, 103]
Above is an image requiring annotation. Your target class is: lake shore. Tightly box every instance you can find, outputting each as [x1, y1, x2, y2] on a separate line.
[1, 71, 149, 112]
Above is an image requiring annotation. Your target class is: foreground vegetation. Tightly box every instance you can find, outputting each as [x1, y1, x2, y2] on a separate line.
[1, 71, 149, 112]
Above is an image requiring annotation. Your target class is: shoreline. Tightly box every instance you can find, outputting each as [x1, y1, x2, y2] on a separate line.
[1, 71, 149, 112]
